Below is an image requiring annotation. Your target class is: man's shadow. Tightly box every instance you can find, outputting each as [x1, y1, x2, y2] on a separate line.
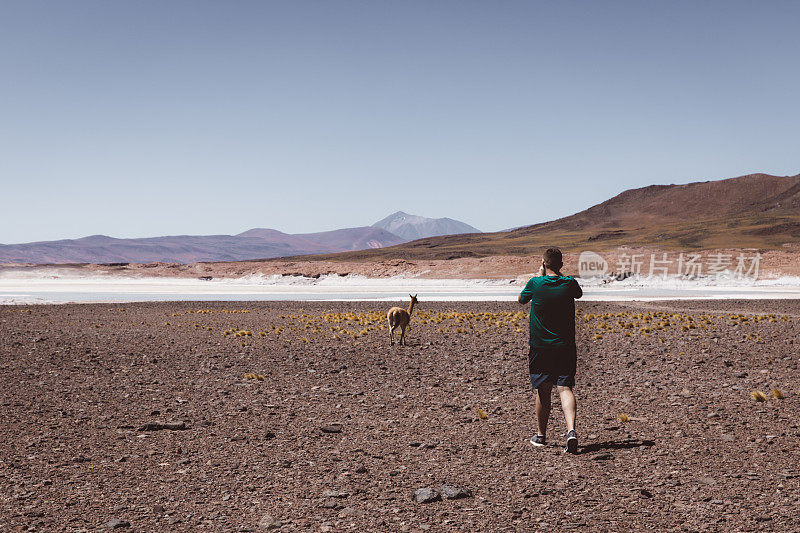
[579, 438, 655, 454]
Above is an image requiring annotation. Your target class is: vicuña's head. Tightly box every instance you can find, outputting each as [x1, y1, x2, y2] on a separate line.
[409, 293, 418, 304]
[542, 247, 563, 271]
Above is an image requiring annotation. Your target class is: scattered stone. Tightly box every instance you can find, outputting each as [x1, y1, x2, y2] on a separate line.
[320, 425, 342, 434]
[590, 453, 613, 461]
[137, 421, 187, 432]
[412, 488, 442, 503]
[265, 431, 276, 440]
[153, 504, 164, 514]
[353, 463, 368, 474]
[107, 518, 130, 529]
[440, 484, 473, 500]
[640, 489, 653, 498]
[322, 489, 349, 499]
[258, 514, 282, 529]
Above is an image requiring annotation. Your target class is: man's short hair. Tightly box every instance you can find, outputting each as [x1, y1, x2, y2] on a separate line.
[543, 247, 563, 269]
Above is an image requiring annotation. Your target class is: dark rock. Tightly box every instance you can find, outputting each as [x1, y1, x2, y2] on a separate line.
[440, 484, 473, 500]
[320, 425, 342, 434]
[153, 504, 164, 514]
[412, 488, 442, 503]
[137, 421, 187, 432]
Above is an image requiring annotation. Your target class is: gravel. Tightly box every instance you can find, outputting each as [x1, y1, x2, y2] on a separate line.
[2, 300, 800, 530]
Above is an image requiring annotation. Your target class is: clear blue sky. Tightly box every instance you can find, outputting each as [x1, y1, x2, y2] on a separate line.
[1, 1, 798, 243]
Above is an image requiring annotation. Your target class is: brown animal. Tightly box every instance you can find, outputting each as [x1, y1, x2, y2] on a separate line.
[387, 294, 418, 346]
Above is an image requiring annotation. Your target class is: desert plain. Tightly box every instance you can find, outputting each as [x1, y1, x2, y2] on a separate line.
[2, 299, 800, 531]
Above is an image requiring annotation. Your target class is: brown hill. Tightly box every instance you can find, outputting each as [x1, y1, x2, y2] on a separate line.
[277, 172, 800, 261]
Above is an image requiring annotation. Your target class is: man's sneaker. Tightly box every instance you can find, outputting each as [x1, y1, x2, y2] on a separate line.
[529, 434, 546, 447]
[564, 429, 578, 454]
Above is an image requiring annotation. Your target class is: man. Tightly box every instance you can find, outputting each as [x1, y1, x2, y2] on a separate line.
[518, 247, 583, 453]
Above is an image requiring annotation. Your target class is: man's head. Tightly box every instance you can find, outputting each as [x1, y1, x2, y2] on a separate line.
[542, 247, 563, 271]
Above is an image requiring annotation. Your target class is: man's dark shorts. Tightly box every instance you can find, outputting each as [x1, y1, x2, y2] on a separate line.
[528, 344, 576, 389]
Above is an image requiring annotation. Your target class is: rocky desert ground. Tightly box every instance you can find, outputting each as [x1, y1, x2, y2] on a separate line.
[2, 299, 800, 531]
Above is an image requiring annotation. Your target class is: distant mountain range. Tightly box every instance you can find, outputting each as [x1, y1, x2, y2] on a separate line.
[282, 172, 800, 261]
[0, 212, 481, 264]
[7, 172, 797, 265]
[372, 211, 481, 241]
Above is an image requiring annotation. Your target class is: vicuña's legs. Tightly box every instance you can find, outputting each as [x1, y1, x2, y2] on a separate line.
[389, 325, 395, 345]
[400, 325, 406, 345]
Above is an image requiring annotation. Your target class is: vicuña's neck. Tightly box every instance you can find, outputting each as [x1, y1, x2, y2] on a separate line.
[408, 301, 415, 315]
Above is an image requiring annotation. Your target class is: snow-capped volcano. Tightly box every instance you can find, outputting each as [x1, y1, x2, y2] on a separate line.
[372, 211, 481, 240]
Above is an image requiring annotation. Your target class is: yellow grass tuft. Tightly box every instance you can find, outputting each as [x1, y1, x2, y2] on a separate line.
[618, 413, 630, 423]
[750, 390, 768, 402]
[476, 408, 489, 420]
[771, 388, 785, 400]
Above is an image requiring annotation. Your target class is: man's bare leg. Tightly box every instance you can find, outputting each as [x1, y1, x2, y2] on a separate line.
[557, 386, 576, 432]
[535, 383, 553, 437]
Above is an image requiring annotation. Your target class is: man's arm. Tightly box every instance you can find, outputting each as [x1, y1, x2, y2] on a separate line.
[518, 278, 535, 304]
[573, 278, 583, 299]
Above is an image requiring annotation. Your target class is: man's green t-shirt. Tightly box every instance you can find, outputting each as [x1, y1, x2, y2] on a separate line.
[519, 275, 582, 347]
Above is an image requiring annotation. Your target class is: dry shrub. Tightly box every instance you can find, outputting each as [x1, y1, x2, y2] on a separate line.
[750, 390, 768, 402]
